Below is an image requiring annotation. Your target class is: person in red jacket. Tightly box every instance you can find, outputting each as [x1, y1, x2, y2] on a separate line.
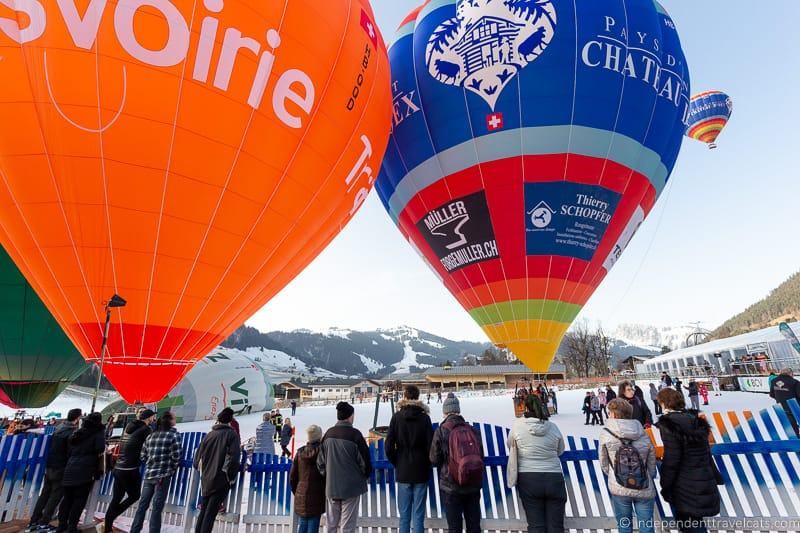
[699, 383, 709, 406]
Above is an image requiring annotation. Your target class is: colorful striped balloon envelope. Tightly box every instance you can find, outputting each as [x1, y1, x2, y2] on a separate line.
[377, 0, 691, 371]
[686, 91, 733, 149]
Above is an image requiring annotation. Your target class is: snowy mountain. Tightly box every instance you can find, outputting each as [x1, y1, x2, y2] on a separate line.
[612, 323, 700, 351]
[222, 325, 489, 377]
[220, 324, 665, 380]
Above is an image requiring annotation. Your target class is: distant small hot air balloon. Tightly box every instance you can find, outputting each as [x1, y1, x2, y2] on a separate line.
[0, 241, 87, 408]
[686, 91, 733, 149]
[377, 0, 690, 372]
[0, 0, 391, 403]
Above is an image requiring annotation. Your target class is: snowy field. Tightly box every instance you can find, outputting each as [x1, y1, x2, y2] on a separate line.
[178, 387, 776, 448]
[0, 385, 776, 448]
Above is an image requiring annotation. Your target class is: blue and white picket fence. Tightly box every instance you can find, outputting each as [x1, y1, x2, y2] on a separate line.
[0, 401, 799, 532]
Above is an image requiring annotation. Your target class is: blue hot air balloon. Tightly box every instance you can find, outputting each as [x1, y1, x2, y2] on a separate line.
[686, 90, 733, 148]
[377, 0, 690, 372]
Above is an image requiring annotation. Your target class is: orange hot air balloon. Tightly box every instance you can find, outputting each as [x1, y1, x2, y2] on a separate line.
[0, 0, 391, 403]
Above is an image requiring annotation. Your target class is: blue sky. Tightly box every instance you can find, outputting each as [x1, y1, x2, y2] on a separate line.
[249, 0, 800, 341]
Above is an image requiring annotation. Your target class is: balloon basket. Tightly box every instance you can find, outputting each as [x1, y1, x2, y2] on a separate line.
[367, 426, 389, 445]
[513, 397, 525, 419]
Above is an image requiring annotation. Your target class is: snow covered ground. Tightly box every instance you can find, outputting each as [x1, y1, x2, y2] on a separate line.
[0, 387, 114, 419]
[177, 387, 776, 448]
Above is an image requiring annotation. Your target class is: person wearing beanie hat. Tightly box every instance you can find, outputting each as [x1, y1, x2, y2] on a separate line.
[193, 409, 242, 533]
[105, 408, 156, 532]
[430, 393, 484, 533]
[57, 412, 105, 533]
[386, 385, 433, 533]
[290, 425, 325, 533]
[442, 392, 460, 415]
[317, 402, 372, 533]
[27, 409, 82, 531]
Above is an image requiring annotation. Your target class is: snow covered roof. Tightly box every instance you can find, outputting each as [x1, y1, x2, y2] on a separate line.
[425, 363, 565, 376]
[643, 322, 800, 364]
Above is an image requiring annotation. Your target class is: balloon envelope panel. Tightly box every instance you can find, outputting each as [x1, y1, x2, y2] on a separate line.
[686, 91, 732, 145]
[102, 349, 274, 423]
[378, 0, 690, 371]
[0, 243, 87, 408]
[0, 0, 392, 402]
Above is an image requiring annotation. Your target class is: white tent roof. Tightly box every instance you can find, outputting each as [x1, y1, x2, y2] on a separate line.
[643, 321, 800, 364]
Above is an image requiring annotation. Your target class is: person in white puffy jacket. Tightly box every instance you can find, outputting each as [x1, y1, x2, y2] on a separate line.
[506, 394, 566, 533]
[599, 399, 657, 533]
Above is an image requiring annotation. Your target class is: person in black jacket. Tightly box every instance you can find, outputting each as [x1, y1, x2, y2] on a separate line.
[386, 385, 434, 533]
[656, 388, 721, 533]
[193, 409, 241, 533]
[688, 379, 700, 411]
[769, 368, 800, 436]
[104, 409, 155, 532]
[27, 408, 82, 532]
[605, 385, 617, 402]
[618, 381, 652, 428]
[57, 412, 105, 533]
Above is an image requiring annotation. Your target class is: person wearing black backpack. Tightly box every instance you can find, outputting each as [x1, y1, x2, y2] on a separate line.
[429, 393, 484, 533]
[656, 388, 722, 533]
[506, 394, 566, 533]
[600, 399, 657, 533]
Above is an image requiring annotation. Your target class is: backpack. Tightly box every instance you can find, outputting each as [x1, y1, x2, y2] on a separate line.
[604, 429, 648, 490]
[445, 421, 484, 488]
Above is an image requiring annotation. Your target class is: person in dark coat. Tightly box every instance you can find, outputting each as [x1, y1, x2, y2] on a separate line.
[688, 379, 700, 411]
[290, 425, 326, 533]
[105, 409, 156, 532]
[317, 402, 372, 533]
[769, 368, 800, 436]
[429, 393, 483, 533]
[582, 392, 593, 425]
[57, 412, 105, 533]
[618, 381, 652, 428]
[219, 407, 240, 439]
[27, 408, 82, 531]
[280, 418, 294, 458]
[605, 385, 617, 402]
[291, 400, 298, 416]
[385, 385, 434, 533]
[193, 409, 241, 533]
[656, 388, 721, 533]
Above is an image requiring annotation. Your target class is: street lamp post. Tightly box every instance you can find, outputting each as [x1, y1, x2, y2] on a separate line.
[90, 294, 126, 413]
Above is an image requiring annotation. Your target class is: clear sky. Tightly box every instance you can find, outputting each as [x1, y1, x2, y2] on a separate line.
[249, 0, 800, 342]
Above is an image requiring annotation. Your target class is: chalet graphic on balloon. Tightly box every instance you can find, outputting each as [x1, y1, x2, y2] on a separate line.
[425, 0, 556, 110]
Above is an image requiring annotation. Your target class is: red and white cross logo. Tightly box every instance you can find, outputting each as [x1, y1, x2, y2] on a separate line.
[360, 10, 378, 47]
[486, 112, 504, 131]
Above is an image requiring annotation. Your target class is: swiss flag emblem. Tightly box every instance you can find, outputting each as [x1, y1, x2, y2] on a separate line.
[360, 10, 378, 47]
[487, 112, 504, 131]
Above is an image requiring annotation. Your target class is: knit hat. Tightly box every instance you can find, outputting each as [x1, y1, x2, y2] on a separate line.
[139, 409, 156, 420]
[336, 401, 354, 420]
[306, 424, 323, 443]
[442, 393, 460, 415]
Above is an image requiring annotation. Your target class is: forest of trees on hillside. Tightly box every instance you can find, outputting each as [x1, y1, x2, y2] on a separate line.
[711, 271, 800, 339]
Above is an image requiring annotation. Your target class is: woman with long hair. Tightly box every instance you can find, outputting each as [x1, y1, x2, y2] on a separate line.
[657, 388, 722, 533]
[280, 418, 294, 458]
[506, 394, 566, 533]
